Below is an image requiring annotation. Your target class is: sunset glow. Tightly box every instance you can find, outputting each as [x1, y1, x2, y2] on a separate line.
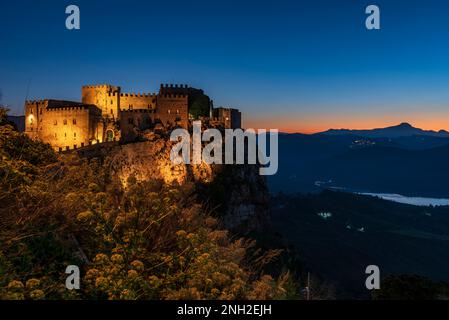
[244, 113, 449, 134]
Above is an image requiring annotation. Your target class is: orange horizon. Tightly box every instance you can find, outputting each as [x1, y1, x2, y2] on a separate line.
[243, 117, 449, 135]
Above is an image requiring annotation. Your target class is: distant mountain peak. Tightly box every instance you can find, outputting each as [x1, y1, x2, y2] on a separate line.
[318, 122, 449, 138]
[396, 122, 413, 128]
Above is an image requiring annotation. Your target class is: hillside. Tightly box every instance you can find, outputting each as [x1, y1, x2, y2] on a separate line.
[269, 132, 449, 197]
[271, 190, 449, 298]
[0, 108, 292, 300]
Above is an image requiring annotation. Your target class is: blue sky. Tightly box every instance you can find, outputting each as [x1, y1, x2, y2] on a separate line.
[1, 0, 449, 132]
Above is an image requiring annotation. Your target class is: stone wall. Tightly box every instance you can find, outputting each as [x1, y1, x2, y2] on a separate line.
[155, 94, 189, 128]
[25, 100, 103, 150]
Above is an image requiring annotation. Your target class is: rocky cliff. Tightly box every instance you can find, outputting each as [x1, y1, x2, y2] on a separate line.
[79, 135, 270, 233]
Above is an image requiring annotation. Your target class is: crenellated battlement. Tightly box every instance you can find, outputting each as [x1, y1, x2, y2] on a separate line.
[46, 105, 91, 111]
[118, 92, 157, 98]
[120, 108, 154, 113]
[82, 84, 114, 89]
[25, 99, 47, 105]
[160, 84, 189, 89]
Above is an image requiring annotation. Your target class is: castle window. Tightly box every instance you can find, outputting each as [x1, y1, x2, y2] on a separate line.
[110, 109, 113, 114]
[73, 119, 77, 125]
[168, 110, 171, 114]
[63, 119, 67, 125]
[65, 132, 67, 137]
[54, 133, 57, 138]
[111, 100, 113, 105]
[176, 109, 179, 114]
[54, 120, 57, 125]
[74, 132, 76, 137]
[128, 118, 134, 124]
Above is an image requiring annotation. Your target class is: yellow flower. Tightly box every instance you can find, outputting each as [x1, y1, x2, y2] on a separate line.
[93, 253, 109, 264]
[85, 268, 99, 279]
[148, 275, 160, 287]
[176, 230, 187, 238]
[111, 254, 124, 264]
[120, 289, 135, 300]
[77, 210, 93, 222]
[127, 270, 138, 279]
[29, 289, 45, 300]
[26, 278, 40, 290]
[109, 266, 121, 275]
[7, 280, 24, 290]
[130, 260, 144, 271]
[95, 276, 108, 288]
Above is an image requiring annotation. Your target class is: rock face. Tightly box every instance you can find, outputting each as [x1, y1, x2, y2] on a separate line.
[98, 136, 270, 233]
[211, 165, 270, 233]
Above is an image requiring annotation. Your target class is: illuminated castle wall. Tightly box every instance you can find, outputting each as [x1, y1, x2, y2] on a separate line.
[24, 83, 241, 151]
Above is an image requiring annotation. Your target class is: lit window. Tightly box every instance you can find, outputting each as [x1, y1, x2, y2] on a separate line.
[168, 110, 171, 114]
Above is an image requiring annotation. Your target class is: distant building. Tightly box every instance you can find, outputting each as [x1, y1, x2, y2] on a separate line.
[212, 107, 242, 129]
[24, 84, 242, 151]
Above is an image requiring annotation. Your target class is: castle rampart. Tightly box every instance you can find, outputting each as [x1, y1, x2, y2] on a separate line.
[24, 83, 241, 151]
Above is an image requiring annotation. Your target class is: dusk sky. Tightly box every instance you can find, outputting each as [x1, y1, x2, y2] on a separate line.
[1, 0, 449, 132]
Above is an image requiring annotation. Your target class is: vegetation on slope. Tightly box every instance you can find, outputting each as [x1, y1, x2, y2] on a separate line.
[0, 107, 292, 300]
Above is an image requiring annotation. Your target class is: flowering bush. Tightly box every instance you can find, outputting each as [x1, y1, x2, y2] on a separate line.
[0, 107, 292, 300]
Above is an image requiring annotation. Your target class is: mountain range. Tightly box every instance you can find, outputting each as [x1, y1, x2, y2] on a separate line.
[270, 122, 449, 198]
[319, 122, 449, 138]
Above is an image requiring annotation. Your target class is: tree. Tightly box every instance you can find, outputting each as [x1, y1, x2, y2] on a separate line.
[189, 94, 210, 119]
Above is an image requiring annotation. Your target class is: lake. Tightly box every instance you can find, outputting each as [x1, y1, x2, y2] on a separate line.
[358, 192, 449, 207]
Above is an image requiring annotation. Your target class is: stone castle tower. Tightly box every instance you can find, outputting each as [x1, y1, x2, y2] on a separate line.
[24, 83, 241, 151]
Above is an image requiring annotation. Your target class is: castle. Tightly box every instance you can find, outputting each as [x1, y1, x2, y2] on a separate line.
[24, 84, 241, 151]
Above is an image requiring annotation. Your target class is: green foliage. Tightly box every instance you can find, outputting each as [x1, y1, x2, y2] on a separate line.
[189, 94, 210, 119]
[0, 107, 291, 300]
